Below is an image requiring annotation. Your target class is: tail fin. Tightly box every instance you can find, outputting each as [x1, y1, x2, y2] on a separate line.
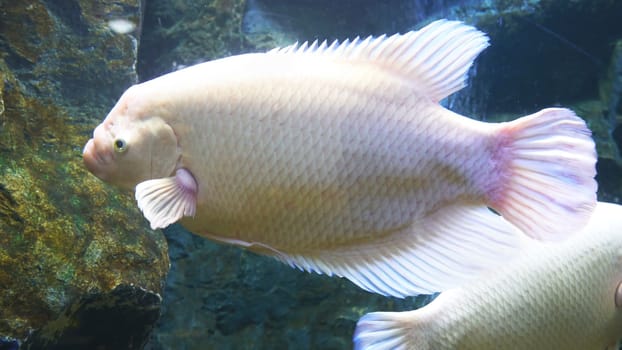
[489, 108, 597, 241]
[354, 311, 426, 350]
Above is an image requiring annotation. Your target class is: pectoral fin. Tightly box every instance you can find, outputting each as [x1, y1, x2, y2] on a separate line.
[135, 168, 197, 229]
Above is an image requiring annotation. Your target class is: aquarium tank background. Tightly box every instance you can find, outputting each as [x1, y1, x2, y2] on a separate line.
[0, 0, 621, 349]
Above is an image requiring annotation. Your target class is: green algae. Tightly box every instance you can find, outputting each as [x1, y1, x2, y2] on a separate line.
[0, 61, 169, 339]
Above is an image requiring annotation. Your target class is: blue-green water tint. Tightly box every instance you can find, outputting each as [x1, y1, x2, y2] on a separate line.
[2, 0, 622, 349]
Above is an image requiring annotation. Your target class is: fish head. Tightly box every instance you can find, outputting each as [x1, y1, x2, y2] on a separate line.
[83, 88, 180, 189]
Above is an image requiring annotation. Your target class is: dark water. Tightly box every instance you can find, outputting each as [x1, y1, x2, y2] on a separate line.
[1, 0, 622, 349]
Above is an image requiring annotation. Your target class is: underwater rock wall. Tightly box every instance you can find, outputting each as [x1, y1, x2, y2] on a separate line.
[0, 1, 169, 348]
[137, 0, 248, 81]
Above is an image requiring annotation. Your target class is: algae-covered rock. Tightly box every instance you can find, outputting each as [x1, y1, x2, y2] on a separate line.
[24, 285, 162, 350]
[0, 0, 168, 347]
[0, 0, 141, 118]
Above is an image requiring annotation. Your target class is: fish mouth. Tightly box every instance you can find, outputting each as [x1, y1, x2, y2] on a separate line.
[82, 138, 111, 180]
[83, 139, 95, 159]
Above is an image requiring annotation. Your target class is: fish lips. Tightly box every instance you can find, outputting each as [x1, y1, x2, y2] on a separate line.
[83, 137, 114, 181]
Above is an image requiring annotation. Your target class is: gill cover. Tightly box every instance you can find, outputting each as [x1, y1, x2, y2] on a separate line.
[111, 116, 179, 189]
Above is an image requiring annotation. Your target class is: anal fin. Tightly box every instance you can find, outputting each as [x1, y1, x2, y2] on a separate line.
[270, 204, 530, 297]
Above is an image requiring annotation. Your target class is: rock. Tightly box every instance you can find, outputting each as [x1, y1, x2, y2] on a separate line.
[598, 39, 622, 164]
[0, 0, 169, 347]
[0, 0, 141, 118]
[137, 0, 247, 81]
[24, 285, 162, 350]
[592, 39, 622, 203]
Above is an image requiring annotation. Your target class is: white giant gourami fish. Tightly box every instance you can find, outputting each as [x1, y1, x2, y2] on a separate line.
[82, 20, 597, 298]
[355, 202, 622, 350]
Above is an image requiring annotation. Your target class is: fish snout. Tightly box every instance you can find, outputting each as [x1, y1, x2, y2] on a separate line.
[83, 139, 105, 179]
[83, 127, 114, 180]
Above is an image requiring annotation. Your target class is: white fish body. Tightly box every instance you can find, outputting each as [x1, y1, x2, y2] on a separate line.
[82, 20, 597, 297]
[355, 201, 622, 350]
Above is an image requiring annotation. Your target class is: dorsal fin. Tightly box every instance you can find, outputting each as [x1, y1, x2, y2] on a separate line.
[267, 20, 489, 102]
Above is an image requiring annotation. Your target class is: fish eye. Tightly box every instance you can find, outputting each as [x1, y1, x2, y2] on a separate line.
[113, 139, 128, 153]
